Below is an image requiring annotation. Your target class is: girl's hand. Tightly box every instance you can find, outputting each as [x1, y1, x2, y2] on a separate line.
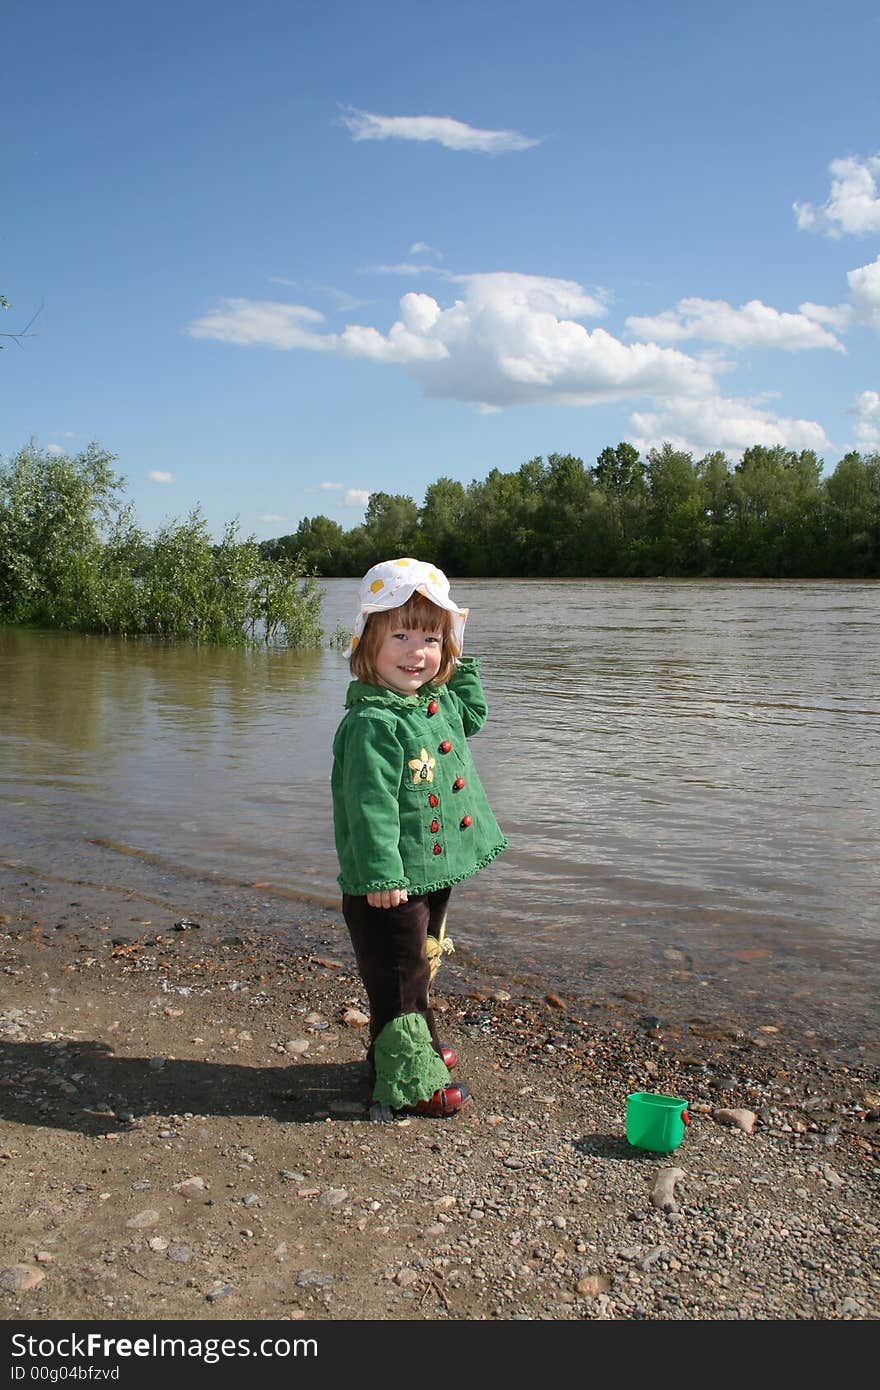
[367, 888, 409, 909]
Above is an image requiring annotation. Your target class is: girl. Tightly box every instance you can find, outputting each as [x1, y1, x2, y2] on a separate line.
[332, 558, 507, 1118]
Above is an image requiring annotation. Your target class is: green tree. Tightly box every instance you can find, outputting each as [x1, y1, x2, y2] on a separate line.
[459, 463, 544, 575]
[534, 454, 598, 574]
[644, 444, 706, 574]
[262, 515, 352, 575]
[591, 442, 648, 573]
[419, 477, 468, 572]
[362, 492, 420, 562]
[0, 441, 124, 625]
[728, 445, 824, 576]
[695, 451, 734, 573]
[823, 451, 880, 576]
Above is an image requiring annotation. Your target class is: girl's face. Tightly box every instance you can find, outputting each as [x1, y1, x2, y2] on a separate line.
[374, 622, 443, 696]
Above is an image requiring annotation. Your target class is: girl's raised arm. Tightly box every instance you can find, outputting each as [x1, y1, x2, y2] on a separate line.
[444, 655, 488, 737]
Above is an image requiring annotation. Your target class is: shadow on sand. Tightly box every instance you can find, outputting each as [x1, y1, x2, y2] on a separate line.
[0, 1038, 370, 1135]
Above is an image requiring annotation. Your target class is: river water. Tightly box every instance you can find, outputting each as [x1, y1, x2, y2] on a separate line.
[1, 579, 878, 1054]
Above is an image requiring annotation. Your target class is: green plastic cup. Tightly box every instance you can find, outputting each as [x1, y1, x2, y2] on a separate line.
[626, 1091, 689, 1153]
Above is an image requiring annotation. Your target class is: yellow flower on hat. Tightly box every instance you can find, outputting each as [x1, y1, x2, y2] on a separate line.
[408, 748, 435, 786]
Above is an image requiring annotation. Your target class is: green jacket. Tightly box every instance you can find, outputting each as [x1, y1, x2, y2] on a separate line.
[331, 657, 507, 897]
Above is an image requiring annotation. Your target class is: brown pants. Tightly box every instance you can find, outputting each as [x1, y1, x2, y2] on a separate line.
[342, 888, 451, 1079]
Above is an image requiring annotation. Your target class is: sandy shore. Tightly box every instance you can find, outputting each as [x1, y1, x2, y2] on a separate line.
[0, 861, 877, 1324]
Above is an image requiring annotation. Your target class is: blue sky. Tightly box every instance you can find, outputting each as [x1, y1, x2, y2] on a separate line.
[3, 0, 879, 539]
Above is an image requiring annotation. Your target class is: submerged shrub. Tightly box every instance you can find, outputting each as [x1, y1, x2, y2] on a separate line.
[0, 444, 323, 647]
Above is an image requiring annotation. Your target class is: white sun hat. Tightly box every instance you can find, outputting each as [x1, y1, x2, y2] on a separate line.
[348, 558, 468, 657]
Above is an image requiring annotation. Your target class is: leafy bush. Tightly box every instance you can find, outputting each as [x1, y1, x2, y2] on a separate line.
[0, 444, 323, 646]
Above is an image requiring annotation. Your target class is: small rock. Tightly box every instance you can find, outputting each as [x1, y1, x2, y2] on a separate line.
[435, 1195, 457, 1210]
[0, 1265, 45, 1292]
[296, 1270, 334, 1288]
[167, 1247, 191, 1264]
[636, 1245, 671, 1271]
[280, 1170, 307, 1183]
[713, 1107, 757, 1133]
[821, 1164, 844, 1186]
[395, 1267, 419, 1287]
[148, 1237, 169, 1252]
[126, 1210, 161, 1230]
[173, 1177, 208, 1197]
[205, 1283, 235, 1302]
[576, 1273, 610, 1297]
[342, 1007, 369, 1027]
[284, 1039, 310, 1056]
[242, 1193, 261, 1208]
[544, 993, 567, 1009]
[34, 1251, 55, 1265]
[319, 1187, 348, 1207]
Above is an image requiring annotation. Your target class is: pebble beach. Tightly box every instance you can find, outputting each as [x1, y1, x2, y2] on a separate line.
[0, 861, 877, 1324]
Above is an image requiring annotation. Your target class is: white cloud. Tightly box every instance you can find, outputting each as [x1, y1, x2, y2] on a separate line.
[339, 106, 540, 153]
[319, 481, 343, 491]
[794, 154, 880, 238]
[148, 470, 174, 483]
[365, 261, 448, 278]
[854, 390, 880, 450]
[799, 301, 854, 331]
[625, 297, 846, 352]
[629, 394, 831, 459]
[343, 488, 371, 508]
[188, 272, 720, 411]
[409, 241, 442, 258]
[186, 299, 333, 350]
[847, 254, 880, 330]
[46, 443, 65, 455]
[258, 513, 287, 523]
[269, 278, 366, 313]
[340, 273, 715, 407]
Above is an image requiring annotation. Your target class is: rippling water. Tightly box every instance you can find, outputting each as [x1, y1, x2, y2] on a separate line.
[2, 580, 878, 1046]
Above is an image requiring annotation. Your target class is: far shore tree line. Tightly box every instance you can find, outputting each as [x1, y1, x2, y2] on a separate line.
[262, 443, 879, 581]
[1, 440, 877, 648]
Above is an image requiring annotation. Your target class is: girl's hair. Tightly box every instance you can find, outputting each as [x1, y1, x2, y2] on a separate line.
[350, 591, 460, 688]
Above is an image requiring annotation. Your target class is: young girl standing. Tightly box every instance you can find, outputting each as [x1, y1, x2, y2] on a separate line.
[332, 558, 507, 1118]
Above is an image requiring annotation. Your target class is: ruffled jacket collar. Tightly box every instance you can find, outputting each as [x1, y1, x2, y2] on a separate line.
[344, 680, 446, 712]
